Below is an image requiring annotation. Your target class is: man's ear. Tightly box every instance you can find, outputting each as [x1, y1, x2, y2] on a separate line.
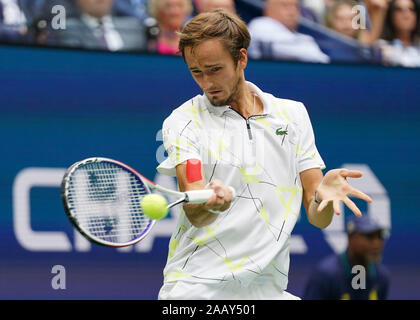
[238, 48, 248, 70]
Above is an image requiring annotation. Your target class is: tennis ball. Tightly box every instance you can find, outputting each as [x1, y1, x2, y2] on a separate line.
[140, 194, 168, 220]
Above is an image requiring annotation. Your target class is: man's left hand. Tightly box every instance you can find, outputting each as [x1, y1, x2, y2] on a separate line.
[316, 169, 373, 216]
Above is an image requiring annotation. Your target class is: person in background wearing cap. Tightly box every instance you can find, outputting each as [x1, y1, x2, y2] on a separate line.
[303, 214, 391, 300]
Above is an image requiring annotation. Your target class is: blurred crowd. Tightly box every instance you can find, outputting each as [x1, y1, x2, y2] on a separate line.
[1, 0, 419, 67]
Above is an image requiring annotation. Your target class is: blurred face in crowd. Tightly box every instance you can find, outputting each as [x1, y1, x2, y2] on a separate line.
[331, 3, 357, 38]
[348, 230, 385, 264]
[184, 39, 246, 106]
[324, 0, 337, 7]
[200, 0, 236, 13]
[391, 0, 417, 35]
[158, 0, 190, 30]
[265, 0, 300, 31]
[77, 0, 113, 18]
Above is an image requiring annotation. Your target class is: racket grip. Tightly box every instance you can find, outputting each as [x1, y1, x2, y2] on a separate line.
[185, 186, 236, 204]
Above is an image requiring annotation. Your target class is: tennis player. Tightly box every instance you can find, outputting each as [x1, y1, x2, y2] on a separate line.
[156, 9, 372, 300]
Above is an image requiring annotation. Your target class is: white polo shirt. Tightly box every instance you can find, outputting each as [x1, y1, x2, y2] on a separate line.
[157, 81, 325, 290]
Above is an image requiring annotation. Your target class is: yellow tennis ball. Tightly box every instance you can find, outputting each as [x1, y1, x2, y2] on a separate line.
[140, 194, 168, 220]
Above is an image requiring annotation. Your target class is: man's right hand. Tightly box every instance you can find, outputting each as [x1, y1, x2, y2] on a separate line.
[176, 162, 234, 228]
[202, 179, 235, 214]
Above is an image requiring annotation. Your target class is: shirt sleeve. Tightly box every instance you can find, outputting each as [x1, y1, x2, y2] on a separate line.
[296, 102, 326, 173]
[156, 113, 202, 177]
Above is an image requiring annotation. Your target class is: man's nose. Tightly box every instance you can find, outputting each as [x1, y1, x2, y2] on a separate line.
[202, 73, 214, 90]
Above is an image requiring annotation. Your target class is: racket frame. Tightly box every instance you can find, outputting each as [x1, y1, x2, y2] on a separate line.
[61, 157, 156, 247]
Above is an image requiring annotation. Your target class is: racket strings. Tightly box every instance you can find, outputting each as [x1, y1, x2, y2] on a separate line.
[66, 162, 151, 244]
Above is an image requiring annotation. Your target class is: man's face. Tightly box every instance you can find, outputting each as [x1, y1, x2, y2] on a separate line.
[184, 39, 245, 106]
[77, 0, 113, 18]
[349, 230, 385, 264]
[265, 0, 300, 31]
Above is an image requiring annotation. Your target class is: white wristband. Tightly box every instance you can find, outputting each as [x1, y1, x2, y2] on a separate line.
[208, 209, 221, 214]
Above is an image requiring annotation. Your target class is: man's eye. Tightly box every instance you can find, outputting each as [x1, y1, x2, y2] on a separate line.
[211, 67, 221, 72]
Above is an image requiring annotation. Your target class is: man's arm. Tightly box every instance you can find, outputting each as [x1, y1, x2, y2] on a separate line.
[176, 160, 234, 228]
[359, 0, 391, 45]
[300, 168, 373, 229]
[300, 168, 334, 229]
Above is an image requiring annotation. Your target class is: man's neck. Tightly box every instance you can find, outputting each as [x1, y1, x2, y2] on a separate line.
[229, 81, 262, 118]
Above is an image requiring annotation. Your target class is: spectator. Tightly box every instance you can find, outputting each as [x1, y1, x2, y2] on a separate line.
[299, 2, 320, 23]
[38, 0, 79, 19]
[113, 0, 149, 21]
[196, 0, 236, 14]
[148, 0, 192, 55]
[301, 0, 330, 23]
[379, 0, 420, 67]
[24, 0, 75, 46]
[27, 16, 49, 46]
[325, 0, 362, 40]
[247, 0, 330, 63]
[303, 0, 391, 45]
[50, 0, 148, 52]
[0, 0, 29, 43]
[361, 0, 391, 44]
[303, 215, 391, 300]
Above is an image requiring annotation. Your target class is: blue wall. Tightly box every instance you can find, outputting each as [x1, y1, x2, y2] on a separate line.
[1, 45, 419, 299]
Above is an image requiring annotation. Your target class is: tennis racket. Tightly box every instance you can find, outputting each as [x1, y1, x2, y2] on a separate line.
[61, 157, 235, 247]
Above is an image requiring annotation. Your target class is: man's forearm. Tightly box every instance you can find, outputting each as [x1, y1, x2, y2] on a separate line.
[307, 199, 334, 229]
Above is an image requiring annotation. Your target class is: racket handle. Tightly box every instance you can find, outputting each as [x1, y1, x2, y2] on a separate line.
[185, 186, 236, 204]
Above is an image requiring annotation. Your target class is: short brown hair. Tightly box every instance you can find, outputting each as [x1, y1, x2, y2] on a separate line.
[178, 9, 251, 64]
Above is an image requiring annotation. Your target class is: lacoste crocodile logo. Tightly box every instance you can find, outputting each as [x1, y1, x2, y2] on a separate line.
[276, 125, 289, 146]
[275, 127, 288, 136]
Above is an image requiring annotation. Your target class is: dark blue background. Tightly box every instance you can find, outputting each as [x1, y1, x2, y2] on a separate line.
[1, 45, 419, 299]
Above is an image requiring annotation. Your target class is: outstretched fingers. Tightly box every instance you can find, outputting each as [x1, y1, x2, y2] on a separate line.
[333, 200, 341, 215]
[340, 169, 363, 179]
[316, 199, 341, 215]
[317, 198, 362, 217]
[350, 188, 373, 203]
[344, 197, 362, 217]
